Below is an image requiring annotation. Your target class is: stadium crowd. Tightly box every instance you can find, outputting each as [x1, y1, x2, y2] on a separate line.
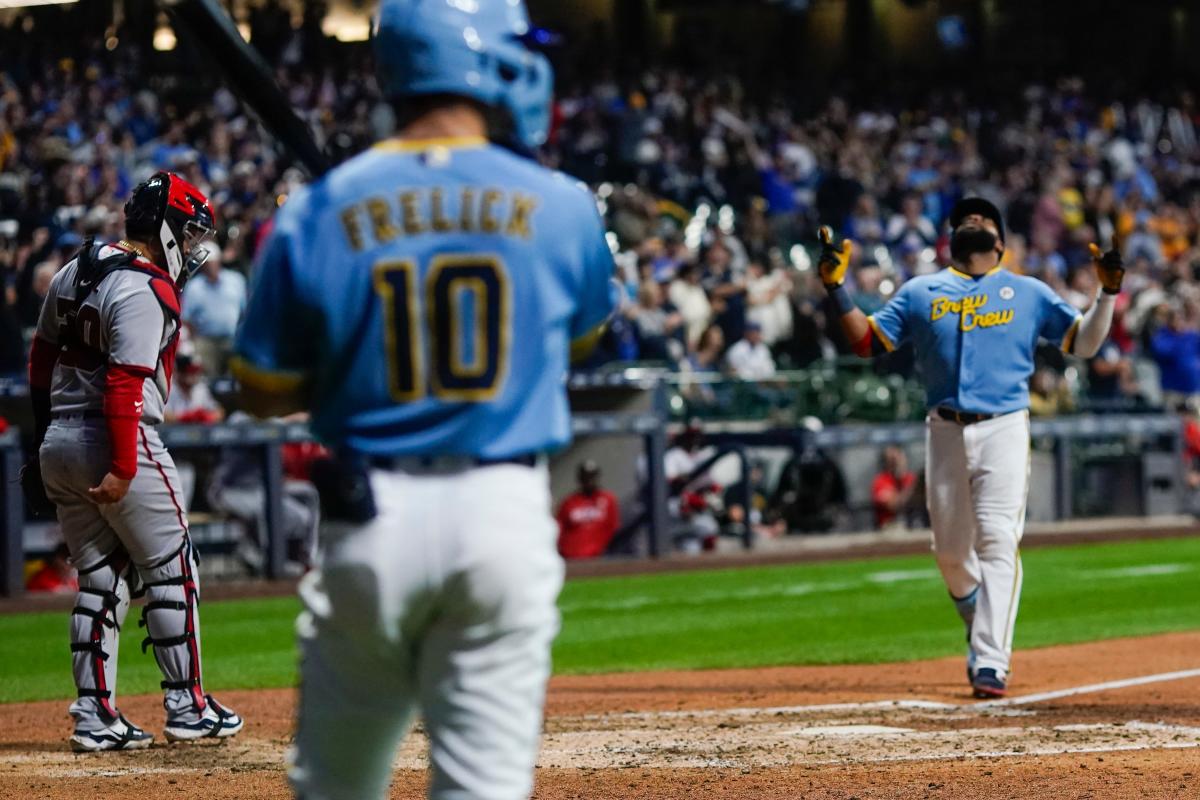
[3, 12, 1200, 421]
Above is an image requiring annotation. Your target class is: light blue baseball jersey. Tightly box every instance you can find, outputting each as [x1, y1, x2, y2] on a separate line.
[868, 266, 1081, 414]
[233, 136, 615, 458]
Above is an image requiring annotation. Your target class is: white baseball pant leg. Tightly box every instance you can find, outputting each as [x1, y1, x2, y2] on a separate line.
[926, 410, 1030, 677]
[289, 462, 564, 800]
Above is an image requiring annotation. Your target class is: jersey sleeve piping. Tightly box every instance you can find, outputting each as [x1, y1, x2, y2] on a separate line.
[866, 315, 896, 352]
[1060, 315, 1082, 354]
[230, 355, 310, 393]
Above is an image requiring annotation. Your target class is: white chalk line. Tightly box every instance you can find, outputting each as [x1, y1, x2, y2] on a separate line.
[581, 667, 1200, 723]
[976, 667, 1200, 708]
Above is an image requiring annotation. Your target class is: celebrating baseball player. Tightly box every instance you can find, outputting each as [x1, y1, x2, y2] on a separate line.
[819, 197, 1124, 697]
[24, 172, 244, 750]
[231, 1, 614, 798]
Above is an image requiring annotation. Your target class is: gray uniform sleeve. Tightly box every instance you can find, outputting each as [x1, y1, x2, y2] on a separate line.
[34, 268, 66, 344]
[106, 287, 165, 371]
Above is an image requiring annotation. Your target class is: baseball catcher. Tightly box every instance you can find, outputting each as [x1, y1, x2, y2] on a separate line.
[28, 172, 243, 750]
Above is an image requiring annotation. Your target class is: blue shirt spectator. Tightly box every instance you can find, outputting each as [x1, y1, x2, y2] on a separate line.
[1149, 317, 1200, 396]
[183, 260, 247, 340]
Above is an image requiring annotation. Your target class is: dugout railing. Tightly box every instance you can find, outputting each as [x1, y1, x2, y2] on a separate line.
[0, 412, 669, 597]
[0, 410, 1186, 597]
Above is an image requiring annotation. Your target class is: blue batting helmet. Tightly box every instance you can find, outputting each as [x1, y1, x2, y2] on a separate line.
[374, 0, 554, 150]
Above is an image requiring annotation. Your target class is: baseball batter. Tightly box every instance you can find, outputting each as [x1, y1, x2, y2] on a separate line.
[25, 173, 243, 750]
[230, 1, 614, 798]
[819, 198, 1124, 697]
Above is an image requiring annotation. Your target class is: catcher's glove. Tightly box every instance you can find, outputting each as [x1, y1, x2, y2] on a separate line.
[20, 455, 55, 518]
[1088, 237, 1124, 294]
[817, 225, 853, 288]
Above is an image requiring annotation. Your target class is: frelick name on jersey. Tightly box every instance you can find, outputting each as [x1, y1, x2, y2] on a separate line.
[340, 186, 539, 251]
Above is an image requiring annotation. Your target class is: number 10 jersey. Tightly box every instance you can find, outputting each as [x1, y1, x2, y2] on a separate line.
[233, 136, 616, 459]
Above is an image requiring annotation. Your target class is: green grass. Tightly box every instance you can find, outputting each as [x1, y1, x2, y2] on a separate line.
[2, 537, 1199, 703]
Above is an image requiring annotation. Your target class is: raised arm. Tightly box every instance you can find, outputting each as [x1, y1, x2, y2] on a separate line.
[1068, 240, 1124, 358]
[818, 226, 889, 357]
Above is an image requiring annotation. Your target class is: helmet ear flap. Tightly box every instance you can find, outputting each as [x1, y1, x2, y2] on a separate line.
[158, 218, 184, 282]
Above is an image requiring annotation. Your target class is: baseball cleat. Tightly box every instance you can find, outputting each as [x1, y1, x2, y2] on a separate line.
[971, 668, 1007, 699]
[70, 714, 154, 752]
[164, 695, 244, 742]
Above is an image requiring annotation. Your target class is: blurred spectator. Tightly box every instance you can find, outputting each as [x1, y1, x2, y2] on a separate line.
[1087, 340, 1138, 409]
[669, 263, 712, 350]
[845, 194, 885, 250]
[207, 412, 319, 576]
[885, 194, 937, 257]
[721, 462, 785, 542]
[771, 419, 847, 533]
[1149, 305, 1200, 408]
[871, 446, 917, 529]
[182, 242, 247, 379]
[556, 461, 620, 560]
[626, 280, 683, 362]
[164, 352, 224, 425]
[1181, 404, 1200, 512]
[7, 14, 1200, 423]
[681, 324, 726, 410]
[664, 421, 721, 552]
[26, 544, 77, 594]
[1, 278, 23, 378]
[744, 260, 793, 347]
[725, 321, 775, 380]
[1029, 367, 1075, 416]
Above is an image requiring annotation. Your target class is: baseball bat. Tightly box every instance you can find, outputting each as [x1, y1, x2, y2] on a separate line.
[159, 0, 331, 177]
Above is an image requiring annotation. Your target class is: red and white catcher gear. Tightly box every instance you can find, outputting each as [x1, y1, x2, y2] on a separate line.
[137, 537, 244, 740]
[69, 554, 133, 725]
[137, 537, 206, 711]
[123, 171, 215, 287]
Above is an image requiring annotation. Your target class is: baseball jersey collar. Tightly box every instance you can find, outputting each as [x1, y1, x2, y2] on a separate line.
[373, 136, 488, 152]
[946, 265, 1004, 280]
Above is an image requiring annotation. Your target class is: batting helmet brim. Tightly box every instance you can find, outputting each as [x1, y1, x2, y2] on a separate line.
[949, 197, 1005, 243]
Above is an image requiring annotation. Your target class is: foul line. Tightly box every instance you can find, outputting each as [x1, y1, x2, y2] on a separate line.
[580, 668, 1200, 722]
[976, 667, 1200, 709]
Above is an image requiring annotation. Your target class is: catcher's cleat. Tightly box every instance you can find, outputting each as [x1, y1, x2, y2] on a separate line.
[70, 713, 154, 752]
[971, 668, 1007, 699]
[164, 695, 244, 742]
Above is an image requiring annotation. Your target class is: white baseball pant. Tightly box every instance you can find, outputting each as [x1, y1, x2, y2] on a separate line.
[289, 461, 564, 800]
[925, 409, 1030, 677]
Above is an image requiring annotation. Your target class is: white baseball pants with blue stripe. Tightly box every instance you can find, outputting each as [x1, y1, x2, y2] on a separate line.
[925, 409, 1030, 679]
[289, 461, 564, 800]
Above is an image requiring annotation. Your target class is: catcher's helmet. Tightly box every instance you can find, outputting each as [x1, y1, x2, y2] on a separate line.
[124, 172, 215, 285]
[949, 197, 1005, 243]
[373, 0, 554, 150]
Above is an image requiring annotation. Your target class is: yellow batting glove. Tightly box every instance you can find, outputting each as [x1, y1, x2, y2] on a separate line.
[1088, 236, 1124, 295]
[817, 225, 853, 288]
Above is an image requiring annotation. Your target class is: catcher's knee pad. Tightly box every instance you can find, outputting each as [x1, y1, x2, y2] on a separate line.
[71, 551, 132, 719]
[137, 537, 206, 711]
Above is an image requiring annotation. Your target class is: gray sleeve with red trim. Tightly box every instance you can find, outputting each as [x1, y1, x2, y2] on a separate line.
[34, 264, 70, 345]
[104, 284, 165, 372]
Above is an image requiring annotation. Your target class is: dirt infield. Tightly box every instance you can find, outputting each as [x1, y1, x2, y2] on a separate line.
[2, 632, 1198, 799]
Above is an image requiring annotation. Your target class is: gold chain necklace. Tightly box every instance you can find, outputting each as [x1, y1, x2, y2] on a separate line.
[117, 239, 149, 259]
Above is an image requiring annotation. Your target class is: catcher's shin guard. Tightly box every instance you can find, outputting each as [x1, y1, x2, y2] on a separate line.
[137, 537, 207, 714]
[68, 553, 132, 725]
